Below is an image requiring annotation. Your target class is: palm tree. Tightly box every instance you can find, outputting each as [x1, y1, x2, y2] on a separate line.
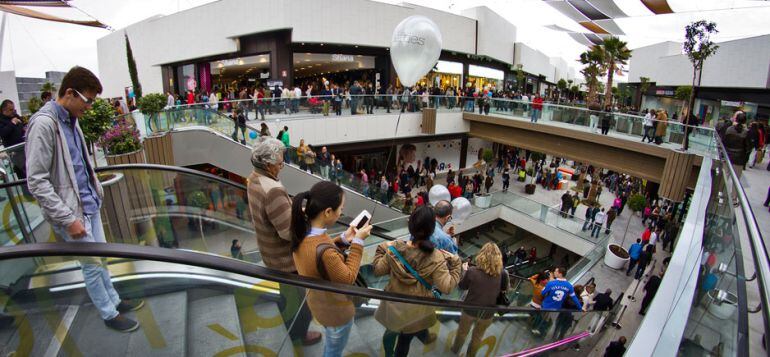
[579, 45, 604, 104]
[598, 37, 631, 108]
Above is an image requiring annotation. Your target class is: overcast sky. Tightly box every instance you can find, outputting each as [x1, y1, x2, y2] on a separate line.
[1, 0, 769, 80]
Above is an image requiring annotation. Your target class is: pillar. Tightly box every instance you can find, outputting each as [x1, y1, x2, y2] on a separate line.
[658, 150, 695, 202]
[421, 108, 437, 134]
[459, 136, 469, 169]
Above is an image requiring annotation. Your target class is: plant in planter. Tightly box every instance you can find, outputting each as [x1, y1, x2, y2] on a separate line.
[604, 243, 630, 270]
[138, 93, 167, 133]
[525, 152, 545, 194]
[81, 98, 116, 166]
[100, 118, 142, 156]
[619, 193, 647, 246]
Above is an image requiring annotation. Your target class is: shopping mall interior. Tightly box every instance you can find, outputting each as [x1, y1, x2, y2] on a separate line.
[1, 0, 770, 356]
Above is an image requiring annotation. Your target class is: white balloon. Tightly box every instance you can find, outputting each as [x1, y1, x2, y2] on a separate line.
[428, 185, 451, 206]
[390, 15, 443, 87]
[451, 197, 472, 224]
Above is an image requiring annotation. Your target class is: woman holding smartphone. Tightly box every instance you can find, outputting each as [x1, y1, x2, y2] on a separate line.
[291, 181, 372, 357]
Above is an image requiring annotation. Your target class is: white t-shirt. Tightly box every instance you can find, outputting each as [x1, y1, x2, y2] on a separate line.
[294, 87, 302, 99]
[649, 232, 658, 246]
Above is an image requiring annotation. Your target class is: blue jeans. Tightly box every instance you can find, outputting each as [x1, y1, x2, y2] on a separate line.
[464, 99, 474, 112]
[530, 108, 541, 122]
[323, 319, 353, 357]
[52, 213, 121, 320]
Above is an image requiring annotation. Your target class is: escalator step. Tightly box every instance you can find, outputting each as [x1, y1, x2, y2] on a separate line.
[57, 302, 132, 357]
[1, 306, 72, 357]
[126, 291, 187, 357]
[187, 293, 245, 357]
[235, 297, 293, 357]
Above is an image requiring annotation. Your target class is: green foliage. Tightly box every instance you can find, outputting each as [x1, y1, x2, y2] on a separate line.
[529, 151, 545, 162]
[557, 79, 568, 91]
[639, 77, 651, 94]
[684, 21, 719, 69]
[41, 82, 56, 94]
[579, 45, 605, 103]
[100, 118, 141, 155]
[482, 148, 494, 163]
[598, 37, 631, 107]
[628, 194, 646, 213]
[27, 97, 42, 114]
[125, 33, 142, 99]
[137, 93, 167, 116]
[515, 65, 525, 90]
[675, 86, 692, 101]
[188, 190, 210, 210]
[80, 98, 116, 145]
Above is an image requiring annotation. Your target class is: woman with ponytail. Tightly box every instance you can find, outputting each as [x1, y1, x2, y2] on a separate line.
[291, 181, 372, 357]
[372, 205, 462, 357]
[723, 111, 752, 177]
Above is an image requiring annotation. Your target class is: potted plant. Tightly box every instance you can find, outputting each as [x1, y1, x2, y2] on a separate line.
[101, 118, 144, 165]
[525, 152, 544, 194]
[619, 193, 647, 246]
[604, 243, 630, 269]
[138, 93, 167, 133]
[81, 98, 116, 166]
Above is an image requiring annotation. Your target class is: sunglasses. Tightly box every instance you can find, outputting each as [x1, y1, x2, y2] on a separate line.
[73, 89, 95, 105]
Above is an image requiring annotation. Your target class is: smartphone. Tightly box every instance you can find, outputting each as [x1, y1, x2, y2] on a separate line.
[351, 210, 372, 229]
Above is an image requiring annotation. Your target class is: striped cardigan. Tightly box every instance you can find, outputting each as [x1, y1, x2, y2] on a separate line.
[247, 169, 295, 272]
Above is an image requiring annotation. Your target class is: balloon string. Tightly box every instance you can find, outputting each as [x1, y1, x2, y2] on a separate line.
[371, 105, 404, 223]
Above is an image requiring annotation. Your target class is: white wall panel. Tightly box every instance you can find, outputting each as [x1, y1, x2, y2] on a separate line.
[97, 0, 477, 97]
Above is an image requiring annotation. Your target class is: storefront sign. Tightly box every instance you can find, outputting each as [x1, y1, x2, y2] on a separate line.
[331, 54, 355, 62]
[267, 81, 283, 88]
[281, 70, 287, 78]
[721, 100, 742, 107]
[260, 72, 270, 79]
[655, 89, 674, 96]
[186, 78, 197, 91]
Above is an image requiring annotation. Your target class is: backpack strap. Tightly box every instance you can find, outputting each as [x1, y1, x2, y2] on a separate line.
[315, 243, 340, 281]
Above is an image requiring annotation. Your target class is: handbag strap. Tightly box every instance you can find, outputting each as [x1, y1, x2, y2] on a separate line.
[388, 246, 437, 295]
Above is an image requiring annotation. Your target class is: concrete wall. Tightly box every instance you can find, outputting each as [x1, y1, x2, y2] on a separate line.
[97, 0, 478, 98]
[629, 35, 770, 89]
[397, 137, 492, 172]
[169, 128, 405, 223]
[514, 43, 556, 82]
[462, 6, 516, 65]
[250, 111, 468, 147]
[0, 71, 20, 113]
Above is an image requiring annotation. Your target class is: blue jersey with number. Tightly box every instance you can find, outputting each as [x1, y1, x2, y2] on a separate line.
[541, 279, 582, 310]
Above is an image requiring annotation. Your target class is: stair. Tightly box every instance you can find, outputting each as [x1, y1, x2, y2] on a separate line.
[187, 293, 246, 357]
[57, 302, 132, 356]
[0, 306, 73, 357]
[126, 291, 187, 356]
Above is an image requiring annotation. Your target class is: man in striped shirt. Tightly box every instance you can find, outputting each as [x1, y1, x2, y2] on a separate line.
[247, 137, 322, 346]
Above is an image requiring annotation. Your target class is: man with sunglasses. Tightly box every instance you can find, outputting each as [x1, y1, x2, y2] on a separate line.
[25, 66, 144, 332]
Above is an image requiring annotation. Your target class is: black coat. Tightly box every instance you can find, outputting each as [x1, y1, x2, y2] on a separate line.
[0, 114, 25, 147]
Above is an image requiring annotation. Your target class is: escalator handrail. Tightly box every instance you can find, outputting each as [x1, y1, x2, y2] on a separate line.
[0, 242, 582, 314]
[0, 164, 398, 242]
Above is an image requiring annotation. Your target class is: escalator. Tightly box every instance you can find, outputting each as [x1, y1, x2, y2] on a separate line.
[131, 107, 407, 224]
[0, 165, 618, 356]
[0, 243, 611, 357]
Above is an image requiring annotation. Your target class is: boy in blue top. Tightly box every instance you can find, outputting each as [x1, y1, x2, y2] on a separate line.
[541, 267, 583, 310]
[626, 239, 644, 276]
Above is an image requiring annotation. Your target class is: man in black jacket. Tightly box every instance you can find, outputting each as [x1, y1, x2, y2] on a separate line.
[0, 100, 27, 178]
[640, 271, 664, 315]
[604, 336, 627, 357]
